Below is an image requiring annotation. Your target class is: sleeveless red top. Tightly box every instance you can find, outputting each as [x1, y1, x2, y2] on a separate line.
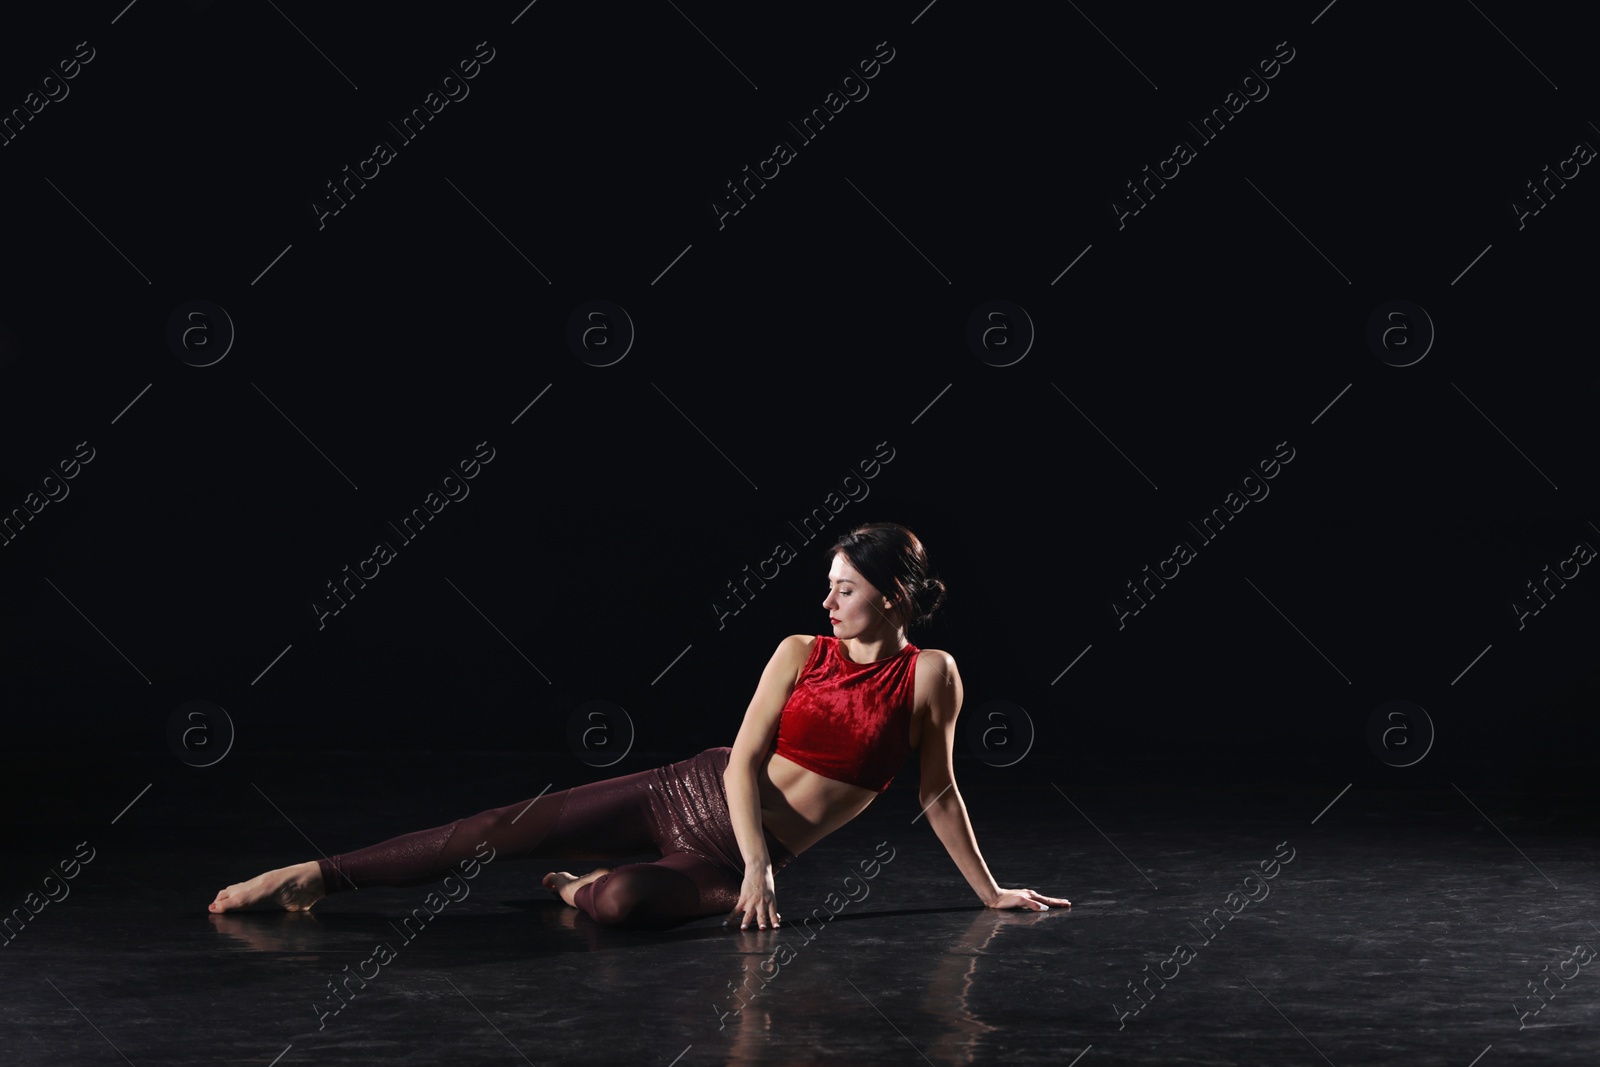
[771, 635, 921, 792]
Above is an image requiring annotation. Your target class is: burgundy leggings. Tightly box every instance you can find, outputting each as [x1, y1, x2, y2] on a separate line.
[316, 747, 794, 928]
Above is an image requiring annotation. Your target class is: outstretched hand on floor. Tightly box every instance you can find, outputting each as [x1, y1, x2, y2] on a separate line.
[988, 887, 1070, 911]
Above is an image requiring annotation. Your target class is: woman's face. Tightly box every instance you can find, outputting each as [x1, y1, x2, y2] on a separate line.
[823, 553, 897, 639]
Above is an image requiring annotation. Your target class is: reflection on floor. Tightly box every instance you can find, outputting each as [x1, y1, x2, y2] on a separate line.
[2, 751, 1595, 1065]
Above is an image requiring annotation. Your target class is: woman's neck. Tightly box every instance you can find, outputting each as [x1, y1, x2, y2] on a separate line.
[839, 631, 908, 664]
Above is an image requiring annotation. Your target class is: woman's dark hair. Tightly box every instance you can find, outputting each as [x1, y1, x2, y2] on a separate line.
[827, 522, 947, 631]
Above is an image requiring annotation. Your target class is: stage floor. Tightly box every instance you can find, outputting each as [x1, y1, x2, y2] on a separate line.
[1, 752, 1594, 1065]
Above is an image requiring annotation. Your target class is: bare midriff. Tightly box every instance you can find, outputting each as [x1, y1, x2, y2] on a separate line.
[756, 751, 879, 856]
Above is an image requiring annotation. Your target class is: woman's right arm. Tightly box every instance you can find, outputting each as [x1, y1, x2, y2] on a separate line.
[723, 634, 811, 930]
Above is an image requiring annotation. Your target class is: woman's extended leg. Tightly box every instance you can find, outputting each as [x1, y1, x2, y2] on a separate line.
[210, 766, 663, 916]
[317, 764, 664, 892]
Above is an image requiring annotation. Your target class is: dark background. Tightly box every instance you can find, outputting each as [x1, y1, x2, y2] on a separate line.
[2, 0, 1595, 814]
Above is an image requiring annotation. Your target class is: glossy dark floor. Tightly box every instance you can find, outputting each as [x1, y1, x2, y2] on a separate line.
[3, 752, 1595, 1066]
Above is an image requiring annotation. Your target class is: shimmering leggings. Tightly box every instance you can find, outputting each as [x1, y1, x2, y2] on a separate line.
[316, 747, 794, 928]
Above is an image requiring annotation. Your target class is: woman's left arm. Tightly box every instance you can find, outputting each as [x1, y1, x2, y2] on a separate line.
[917, 651, 1071, 911]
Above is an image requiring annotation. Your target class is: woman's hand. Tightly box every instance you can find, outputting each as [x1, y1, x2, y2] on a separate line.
[728, 865, 781, 930]
[987, 887, 1071, 911]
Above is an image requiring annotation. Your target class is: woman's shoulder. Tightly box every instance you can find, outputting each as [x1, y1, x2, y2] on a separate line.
[774, 633, 824, 669]
[774, 634, 824, 688]
[912, 647, 959, 709]
[778, 633, 823, 655]
[908, 648, 960, 730]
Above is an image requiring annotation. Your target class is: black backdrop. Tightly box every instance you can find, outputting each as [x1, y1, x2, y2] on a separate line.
[2, 1, 1595, 809]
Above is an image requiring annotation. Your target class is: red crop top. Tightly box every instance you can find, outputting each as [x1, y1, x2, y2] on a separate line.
[771, 635, 921, 792]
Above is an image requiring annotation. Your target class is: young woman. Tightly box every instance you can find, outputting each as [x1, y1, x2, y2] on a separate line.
[209, 523, 1069, 928]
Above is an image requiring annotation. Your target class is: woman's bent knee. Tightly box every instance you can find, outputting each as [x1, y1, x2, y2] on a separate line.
[584, 866, 699, 928]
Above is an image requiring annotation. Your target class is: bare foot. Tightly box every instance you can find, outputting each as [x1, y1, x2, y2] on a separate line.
[210, 861, 325, 913]
[542, 868, 610, 908]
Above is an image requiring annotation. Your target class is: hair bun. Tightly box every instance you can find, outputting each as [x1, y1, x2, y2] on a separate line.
[913, 577, 947, 625]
